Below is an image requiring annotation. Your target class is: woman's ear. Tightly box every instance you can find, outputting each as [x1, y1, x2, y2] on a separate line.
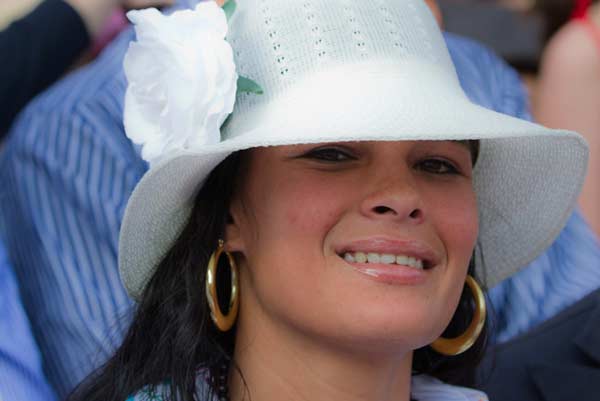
[224, 197, 245, 253]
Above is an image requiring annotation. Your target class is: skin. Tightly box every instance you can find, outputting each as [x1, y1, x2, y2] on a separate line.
[533, 2, 600, 236]
[66, 0, 176, 36]
[225, 140, 478, 401]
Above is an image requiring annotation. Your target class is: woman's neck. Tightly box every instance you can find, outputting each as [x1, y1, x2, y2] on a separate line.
[229, 313, 413, 401]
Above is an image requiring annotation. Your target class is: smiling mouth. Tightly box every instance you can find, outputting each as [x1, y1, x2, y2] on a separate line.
[338, 251, 433, 270]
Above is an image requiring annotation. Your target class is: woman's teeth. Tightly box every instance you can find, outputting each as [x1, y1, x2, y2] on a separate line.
[343, 252, 424, 269]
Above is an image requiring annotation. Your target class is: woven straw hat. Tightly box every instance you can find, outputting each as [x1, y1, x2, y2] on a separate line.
[119, 0, 588, 300]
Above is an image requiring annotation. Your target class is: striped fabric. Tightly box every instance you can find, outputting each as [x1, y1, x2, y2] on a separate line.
[0, 242, 57, 401]
[446, 32, 531, 121]
[0, 30, 144, 399]
[1, 11, 598, 398]
[488, 211, 600, 342]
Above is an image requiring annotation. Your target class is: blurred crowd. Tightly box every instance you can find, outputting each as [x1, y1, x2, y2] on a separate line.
[0, 0, 599, 400]
[441, 0, 600, 234]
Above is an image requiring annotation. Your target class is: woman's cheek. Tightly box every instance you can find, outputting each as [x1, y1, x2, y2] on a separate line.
[280, 177, 352, 234]
[425, 184, 478, 256]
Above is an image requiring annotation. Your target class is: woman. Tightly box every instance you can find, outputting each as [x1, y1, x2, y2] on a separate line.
[70, 1, 588, 400]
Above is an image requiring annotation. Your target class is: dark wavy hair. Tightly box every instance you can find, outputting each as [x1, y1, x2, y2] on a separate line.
[69, 145, 489, 401]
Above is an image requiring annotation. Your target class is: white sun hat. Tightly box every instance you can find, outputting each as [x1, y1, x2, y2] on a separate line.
[119, 0, 588, 300]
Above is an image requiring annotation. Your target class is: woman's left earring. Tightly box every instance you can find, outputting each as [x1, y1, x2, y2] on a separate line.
[206, 239, 239, 332]
[430, 275, 486, 356]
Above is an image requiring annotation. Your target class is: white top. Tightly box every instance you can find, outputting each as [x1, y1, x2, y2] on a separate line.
[126, 374, 488, 401]
[411, 375, 488, 401]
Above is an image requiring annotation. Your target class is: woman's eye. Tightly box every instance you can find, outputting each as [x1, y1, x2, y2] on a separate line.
[304, 147, 357, 162]
[417, 158, 460, 175]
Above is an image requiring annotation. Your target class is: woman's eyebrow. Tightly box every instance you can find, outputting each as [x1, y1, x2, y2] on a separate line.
[437, 140, 479, 164]
[454, 140, 473, 150]
[454, 140, 480, 164]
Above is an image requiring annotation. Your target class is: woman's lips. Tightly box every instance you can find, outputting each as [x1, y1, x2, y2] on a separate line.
[346, 261, 428, 285]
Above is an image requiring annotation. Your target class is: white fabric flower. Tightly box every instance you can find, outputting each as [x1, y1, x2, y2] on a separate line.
[124, 2, 238, 165]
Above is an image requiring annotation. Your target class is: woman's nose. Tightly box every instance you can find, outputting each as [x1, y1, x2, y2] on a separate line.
[359, 171, 425, 225]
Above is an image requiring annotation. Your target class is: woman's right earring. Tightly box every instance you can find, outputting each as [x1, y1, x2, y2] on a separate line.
[206, 239, 239, 332]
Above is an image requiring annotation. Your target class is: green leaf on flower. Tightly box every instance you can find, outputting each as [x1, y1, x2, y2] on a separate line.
[237, 76, 264, 95]
[223, 0, 237, 21]
[220, 76, 263, 130]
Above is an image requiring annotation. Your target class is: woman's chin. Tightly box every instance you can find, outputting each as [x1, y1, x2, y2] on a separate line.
[297, 304, 450, 355]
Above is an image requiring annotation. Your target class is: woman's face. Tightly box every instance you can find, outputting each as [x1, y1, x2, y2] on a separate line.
[226, 140, 478, 353]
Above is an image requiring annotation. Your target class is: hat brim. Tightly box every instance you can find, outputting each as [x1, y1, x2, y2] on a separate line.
[120, 61, 588, 299]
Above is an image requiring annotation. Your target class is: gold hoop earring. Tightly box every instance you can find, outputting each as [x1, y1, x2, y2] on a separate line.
[206, 239, 239, 332]
[430, 275, 486, 356]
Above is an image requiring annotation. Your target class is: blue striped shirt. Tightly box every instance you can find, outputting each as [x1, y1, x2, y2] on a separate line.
[0, 30, 143, 398]
[1, 20, 598, 399]
[0, 242, 57, 401]
[488, 211, 600, 342]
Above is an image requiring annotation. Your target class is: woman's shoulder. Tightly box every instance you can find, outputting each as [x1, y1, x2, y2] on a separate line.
[411, 375, 488, 401]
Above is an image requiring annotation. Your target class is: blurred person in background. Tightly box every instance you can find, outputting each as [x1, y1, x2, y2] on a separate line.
[0, 0, 175, 135]
[440, 1, 600, 236]
[533, 0, 600, 236]
[1, 1, 223, 397]
[0, 1, 175, 400]
[481, 286, 600, 400]
[438, 0, 545, 73]
[477, 2, 600, 398]
[0, 244, 58, 401]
